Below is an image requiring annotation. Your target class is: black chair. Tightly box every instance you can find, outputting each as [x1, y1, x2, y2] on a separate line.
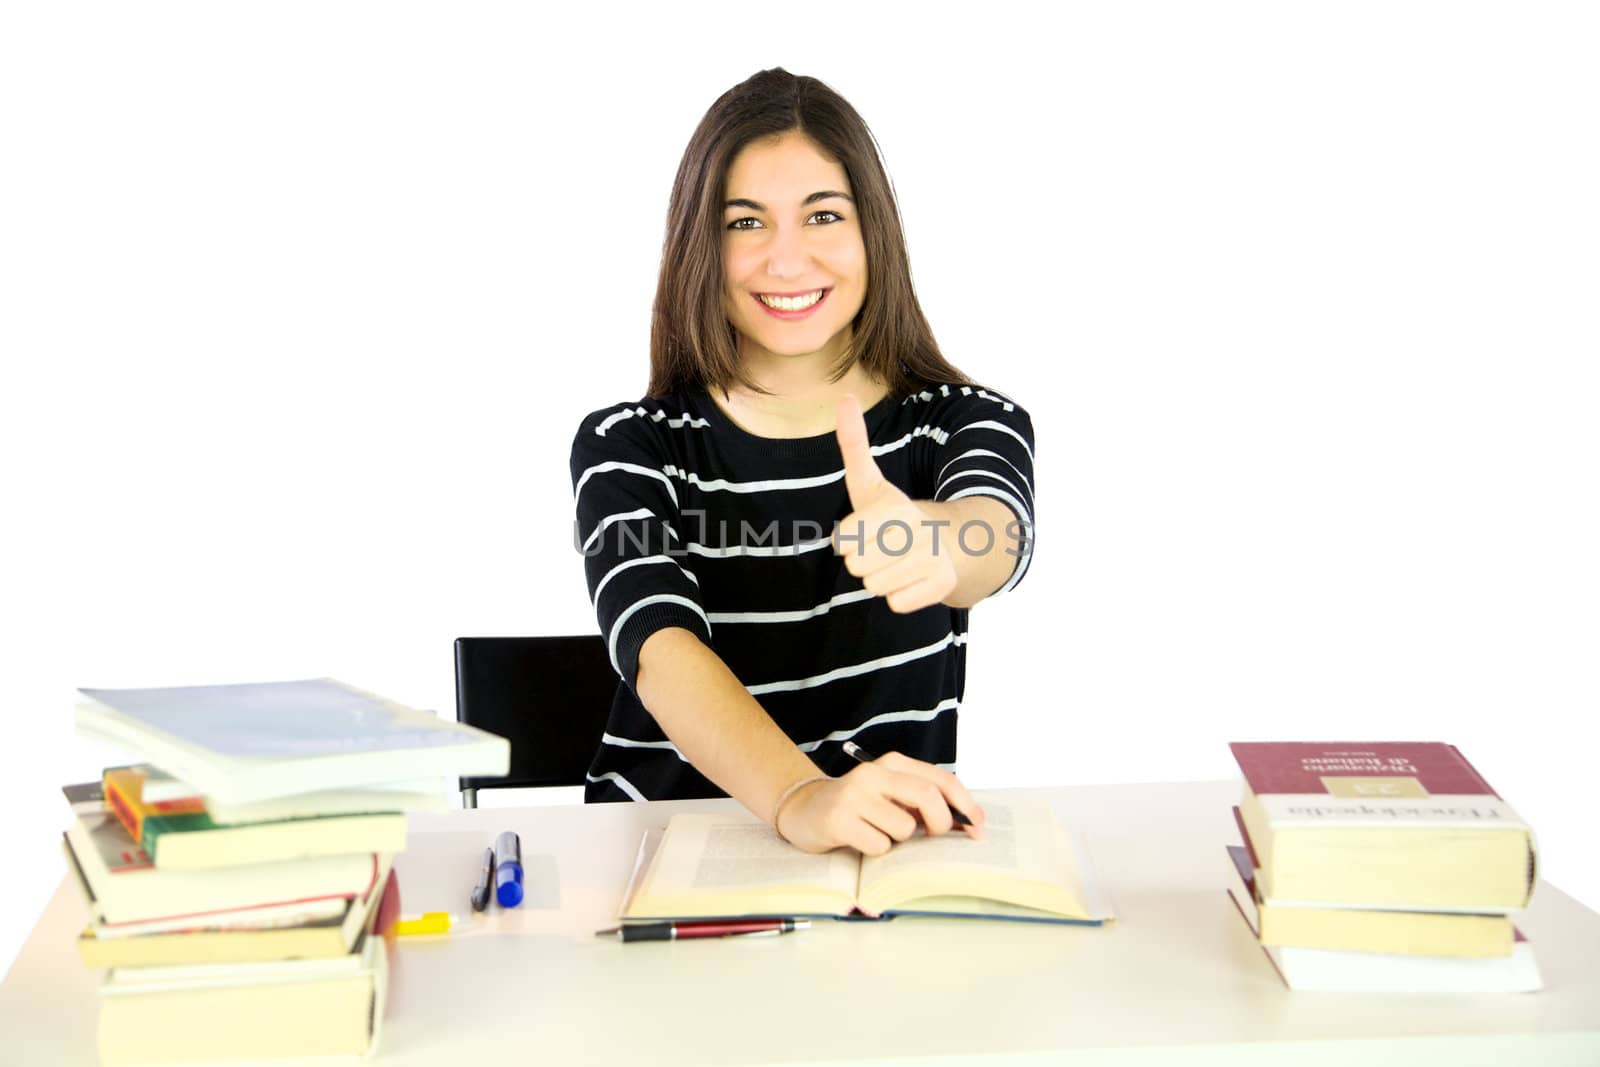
[453, 635, 617, 807]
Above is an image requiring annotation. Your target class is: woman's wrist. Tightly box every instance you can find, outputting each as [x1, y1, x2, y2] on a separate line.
[770, 774, 831, 840]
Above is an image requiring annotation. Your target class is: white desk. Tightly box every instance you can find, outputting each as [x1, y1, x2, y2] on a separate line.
[3, 781, 1598, 1066]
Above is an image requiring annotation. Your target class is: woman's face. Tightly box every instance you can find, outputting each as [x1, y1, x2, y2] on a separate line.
[721, 130, 868, 368]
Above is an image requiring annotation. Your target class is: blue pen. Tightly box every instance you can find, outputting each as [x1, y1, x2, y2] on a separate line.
[494, 830, 524, 908]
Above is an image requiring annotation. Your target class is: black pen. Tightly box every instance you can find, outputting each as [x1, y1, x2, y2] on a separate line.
[469, 846, 494, 912]
[841, 741, 974, 827]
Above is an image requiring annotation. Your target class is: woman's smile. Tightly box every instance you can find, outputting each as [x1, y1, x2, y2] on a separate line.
[754, 288, 831, 318]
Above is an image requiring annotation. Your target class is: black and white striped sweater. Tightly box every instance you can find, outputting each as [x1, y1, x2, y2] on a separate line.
[568, 382, 1036, 802]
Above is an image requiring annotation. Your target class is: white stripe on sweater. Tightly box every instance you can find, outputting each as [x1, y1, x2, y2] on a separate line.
[655, 425, 950, 496]
[597, 733, 690, 766]
[796, 698, 961, 751]
[600, 732, 682, 753]
[598, 698, 961, 760]
[575, 461, 679, 508]
[707, 588, 875, 624]
[936, 447, 1034, 498]
[607, 594, 711, 674]
[585, 771, 648, 801]
[595, 406, 710, 436]
[581, 508, 680, 554]
[746, 632, 967, 696]
[683, 535, 834, 559]
[666, 465, 843, 494]
[944, 485, 1032, 533]
[877, 424, 951, 449]
[901, 385, 1014, 411]
[949, 420, 1035, 463]
[934, 468, 1032, 511]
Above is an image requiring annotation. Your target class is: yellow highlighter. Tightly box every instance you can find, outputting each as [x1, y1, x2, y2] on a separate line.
[394, 911, 455, 936]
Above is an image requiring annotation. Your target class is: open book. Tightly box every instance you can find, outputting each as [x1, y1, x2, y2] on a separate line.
[621, 798, 1114, 925]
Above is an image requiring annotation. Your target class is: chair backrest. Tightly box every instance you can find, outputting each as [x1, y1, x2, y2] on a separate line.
[453, 635, 616, 794]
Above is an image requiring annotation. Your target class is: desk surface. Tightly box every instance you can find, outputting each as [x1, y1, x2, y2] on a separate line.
[3, 780, 1598, 1066]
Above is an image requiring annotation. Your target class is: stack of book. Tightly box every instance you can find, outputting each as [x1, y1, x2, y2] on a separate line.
[63, 678, 509, 1065]
[1224, 741, 1540, 992]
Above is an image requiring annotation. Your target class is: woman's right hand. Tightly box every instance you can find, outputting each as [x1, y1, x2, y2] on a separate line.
[774, 753, 985, 856]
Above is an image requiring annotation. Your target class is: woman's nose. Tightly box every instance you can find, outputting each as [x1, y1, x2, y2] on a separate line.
[764, 224, 811, 281]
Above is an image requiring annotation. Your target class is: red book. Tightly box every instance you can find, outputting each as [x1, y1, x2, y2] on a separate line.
[1231, 742, 1501, 800]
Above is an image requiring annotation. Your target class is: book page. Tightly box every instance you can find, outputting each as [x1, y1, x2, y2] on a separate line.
[856, 798, 1091, 918]
[862, 801, 1028, 878]
[626, 814, 859, 918]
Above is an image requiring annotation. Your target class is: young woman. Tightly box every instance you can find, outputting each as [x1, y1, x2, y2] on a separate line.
[570, 69, 1035, 857]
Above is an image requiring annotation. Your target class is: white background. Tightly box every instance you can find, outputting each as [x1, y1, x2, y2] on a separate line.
[2, 2, 1595, 979]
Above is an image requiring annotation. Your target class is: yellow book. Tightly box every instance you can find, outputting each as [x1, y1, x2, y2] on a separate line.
[1225, 845, 1513, 957]
[96, 931, 387, 1066]
[622, 797, 1113, 925]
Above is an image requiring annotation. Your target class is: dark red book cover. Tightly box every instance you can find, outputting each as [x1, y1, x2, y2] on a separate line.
[374, 867, 401, 943]
[1231, 807, 1260, 868]
[1229, 742, 1499, 798]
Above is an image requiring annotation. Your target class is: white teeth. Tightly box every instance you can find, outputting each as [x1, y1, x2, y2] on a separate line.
[758, 290, 824, 311]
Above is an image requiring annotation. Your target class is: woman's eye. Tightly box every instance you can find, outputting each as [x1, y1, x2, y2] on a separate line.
[726, 212, 842, 231]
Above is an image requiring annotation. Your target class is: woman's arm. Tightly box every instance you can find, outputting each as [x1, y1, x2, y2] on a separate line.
[635, 626, 984, 855]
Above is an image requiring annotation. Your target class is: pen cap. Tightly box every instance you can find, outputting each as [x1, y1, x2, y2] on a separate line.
[496, 867, 523, 907]
[494, 830, 524, 908]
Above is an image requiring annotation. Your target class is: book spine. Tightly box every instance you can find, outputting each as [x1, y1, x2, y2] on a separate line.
[137, 814, 196, 866]
[101, 771, 148, 844]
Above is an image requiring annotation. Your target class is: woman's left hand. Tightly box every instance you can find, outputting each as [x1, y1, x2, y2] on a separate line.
[833, 395, 960, 614]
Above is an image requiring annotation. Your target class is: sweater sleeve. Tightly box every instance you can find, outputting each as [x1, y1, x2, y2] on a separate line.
[570, 406, 713, 693]
[927, 388, 1037, 595]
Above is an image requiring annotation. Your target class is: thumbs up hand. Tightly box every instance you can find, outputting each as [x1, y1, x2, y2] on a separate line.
[834, 394, 959, 613]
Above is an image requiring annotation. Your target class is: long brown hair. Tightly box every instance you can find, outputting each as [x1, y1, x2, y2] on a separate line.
[648, 68, 971, 399]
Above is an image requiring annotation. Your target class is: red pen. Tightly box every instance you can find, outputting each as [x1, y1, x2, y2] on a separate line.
[596, 919, 810, 943]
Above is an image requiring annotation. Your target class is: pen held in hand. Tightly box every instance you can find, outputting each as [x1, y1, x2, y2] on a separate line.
[841, 741, 974, 827]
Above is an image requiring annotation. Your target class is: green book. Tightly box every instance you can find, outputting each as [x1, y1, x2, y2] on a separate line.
[141, 810, 409, 871]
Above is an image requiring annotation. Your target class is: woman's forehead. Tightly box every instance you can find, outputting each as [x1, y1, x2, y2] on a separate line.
[725, 131, 850, 200]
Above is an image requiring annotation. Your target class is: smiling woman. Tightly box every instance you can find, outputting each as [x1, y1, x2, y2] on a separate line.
[569, 69, 1038, 858]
